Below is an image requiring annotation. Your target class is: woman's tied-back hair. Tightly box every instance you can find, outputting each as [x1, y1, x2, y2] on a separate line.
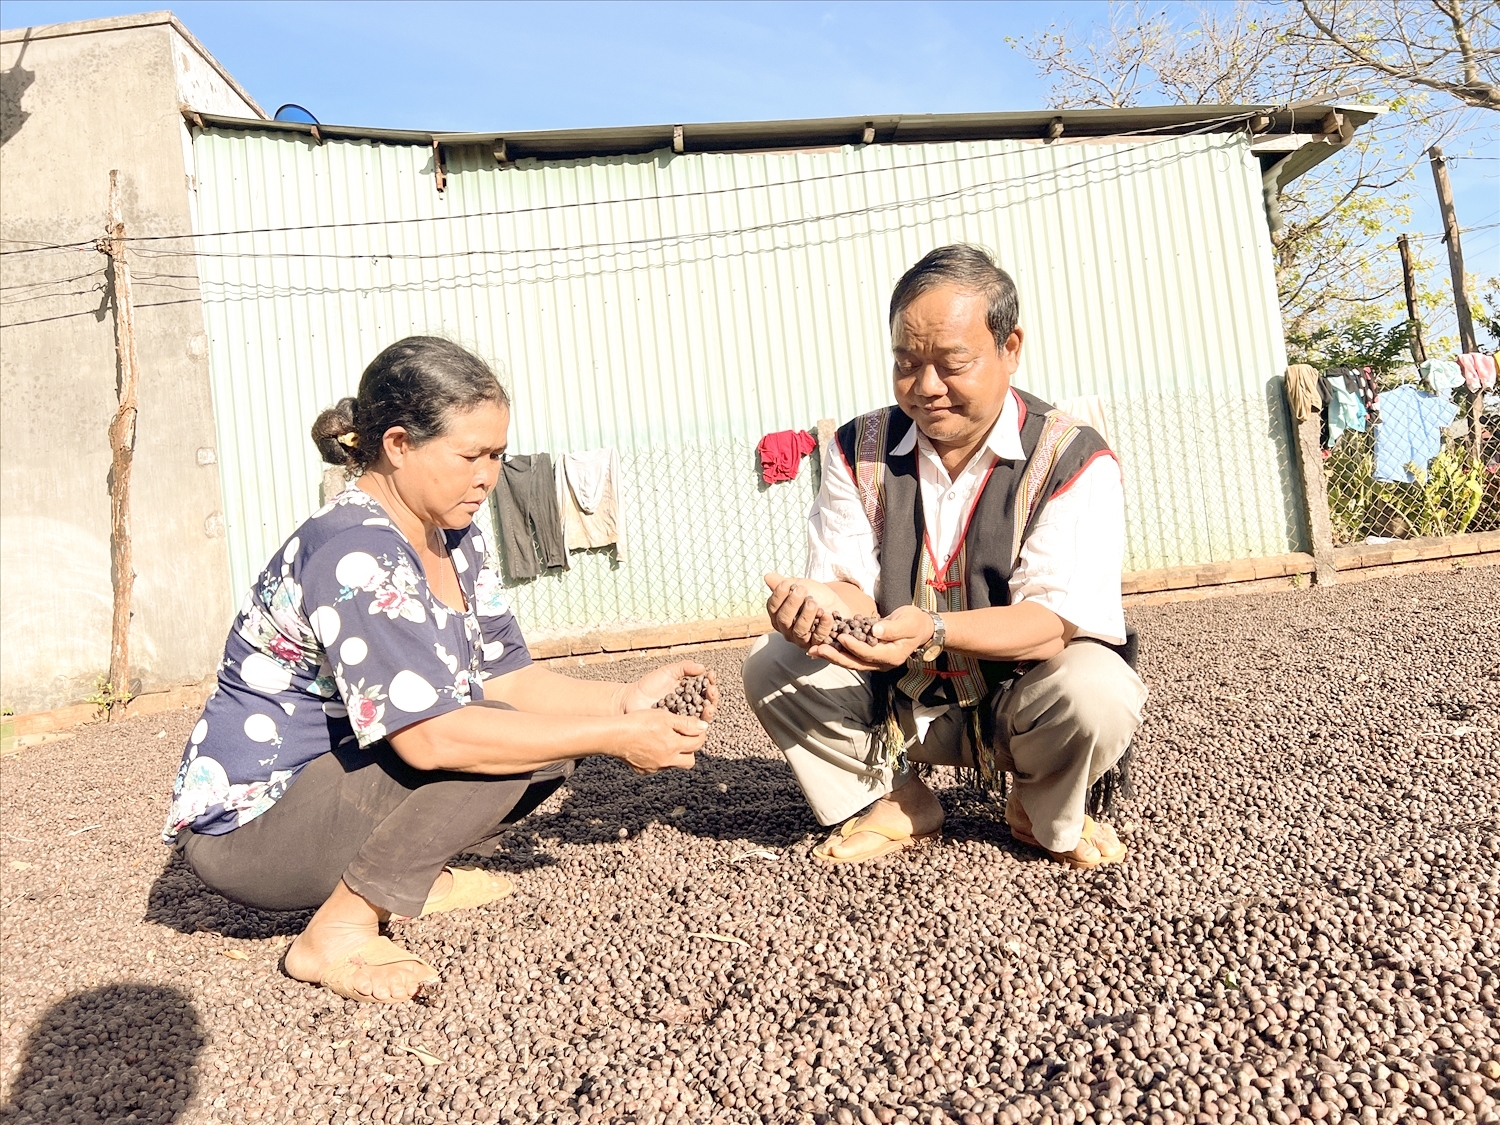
[310, 337, 509, 471]
[888, 244, 1020, 356]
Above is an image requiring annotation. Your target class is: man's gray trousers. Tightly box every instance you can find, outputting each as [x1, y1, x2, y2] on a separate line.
[742, 635, 1148, 853]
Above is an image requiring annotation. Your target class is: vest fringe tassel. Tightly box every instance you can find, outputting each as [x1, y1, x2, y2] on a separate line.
[880, 683, 1129, 817]
[872, 680, 907, 773]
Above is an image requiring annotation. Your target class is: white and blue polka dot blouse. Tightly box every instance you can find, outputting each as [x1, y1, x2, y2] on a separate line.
[162, 486, 531, 841]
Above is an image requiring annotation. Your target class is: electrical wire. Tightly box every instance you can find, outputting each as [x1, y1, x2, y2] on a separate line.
[119, 140, 1256, 266]
[0, 269, 105, 293]
[0, 110, 1262, 259]
[137, 110, 1263, 245]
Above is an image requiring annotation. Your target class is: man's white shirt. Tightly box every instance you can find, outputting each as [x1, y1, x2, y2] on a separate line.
[806, 389, 1127, 648]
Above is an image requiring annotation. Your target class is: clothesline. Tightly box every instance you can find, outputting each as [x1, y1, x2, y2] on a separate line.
[1286, 353, 1497, 486]
[492, 447, 628, 580]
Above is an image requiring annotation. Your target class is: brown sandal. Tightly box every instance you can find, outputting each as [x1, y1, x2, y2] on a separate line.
[418, 867, 514, 918]
[812, 816, 939, 864]
[1006, 793, 1126, 869]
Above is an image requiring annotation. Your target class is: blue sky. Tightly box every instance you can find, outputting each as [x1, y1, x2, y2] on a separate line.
[7, 0, 1093, 127]
[7, 0, 1496, 331]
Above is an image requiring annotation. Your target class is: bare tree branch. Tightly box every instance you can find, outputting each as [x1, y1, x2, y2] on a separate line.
[1297, 0, 1500, 110]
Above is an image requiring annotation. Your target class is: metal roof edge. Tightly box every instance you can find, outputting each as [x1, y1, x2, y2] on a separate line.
[184, 102, 1384, 163]
[1253, 103, 1386, 188]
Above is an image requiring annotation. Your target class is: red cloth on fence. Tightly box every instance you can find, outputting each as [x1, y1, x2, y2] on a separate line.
[756, 429, 817, 484]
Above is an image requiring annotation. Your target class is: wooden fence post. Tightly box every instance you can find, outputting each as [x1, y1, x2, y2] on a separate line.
[99, 170, 141, 720]
[1397, 234, 1428, 366]
[1285, 372, 1338, 586]
[1429, 146, 1483, 462]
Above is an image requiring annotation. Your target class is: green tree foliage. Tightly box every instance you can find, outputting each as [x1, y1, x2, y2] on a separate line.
[1013, 1, 1498, 338]
[1285, 318, 1414, 378]
[1477, 275, 1500, 348]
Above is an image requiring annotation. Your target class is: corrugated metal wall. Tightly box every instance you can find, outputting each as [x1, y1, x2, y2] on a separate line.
[187, 128, 1299, 636]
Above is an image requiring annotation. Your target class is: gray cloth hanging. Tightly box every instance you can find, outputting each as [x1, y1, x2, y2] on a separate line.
[497, 454, 567, 579]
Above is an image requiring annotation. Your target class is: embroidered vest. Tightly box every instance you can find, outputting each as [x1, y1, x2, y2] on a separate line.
[834, 388, 1112, 715]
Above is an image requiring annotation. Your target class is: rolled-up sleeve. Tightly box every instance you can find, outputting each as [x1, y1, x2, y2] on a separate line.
[806, 442, 880, 596]
[1010, 454, 1127, 644]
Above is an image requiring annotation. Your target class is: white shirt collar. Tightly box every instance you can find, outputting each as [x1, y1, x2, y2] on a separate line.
[890, 387, 1025, 460]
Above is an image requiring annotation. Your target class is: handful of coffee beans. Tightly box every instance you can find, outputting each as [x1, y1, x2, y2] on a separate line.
[829, 614, 880, 647]
[656, 672, 711, 718]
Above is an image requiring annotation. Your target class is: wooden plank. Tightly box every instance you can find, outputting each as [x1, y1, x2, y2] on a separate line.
[1332, 532, 1498, 570]
[1120, 569, 1169, 594]
[13, 679, 214, 738]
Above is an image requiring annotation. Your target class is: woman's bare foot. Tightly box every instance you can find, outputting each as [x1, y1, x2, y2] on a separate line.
[282, 881, 438, 1002]
[425, 868, 454, 907]
[390, 867, 515, 921]
[821, 774, 945, 861]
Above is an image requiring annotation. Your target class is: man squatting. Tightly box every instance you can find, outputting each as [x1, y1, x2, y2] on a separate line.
[742, 245, 1149, 867]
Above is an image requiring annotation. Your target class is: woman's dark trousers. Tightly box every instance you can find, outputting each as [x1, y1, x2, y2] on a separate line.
[178, 718, 572, 918]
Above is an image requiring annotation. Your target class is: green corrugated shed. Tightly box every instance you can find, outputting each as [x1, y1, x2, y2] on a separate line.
[184, 115, 1346, 638]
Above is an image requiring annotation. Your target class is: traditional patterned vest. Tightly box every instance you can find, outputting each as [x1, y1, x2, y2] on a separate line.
[834, 388, 1113, 779]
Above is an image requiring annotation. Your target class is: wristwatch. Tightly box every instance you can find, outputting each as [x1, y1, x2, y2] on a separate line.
[918, 611, 946, 662]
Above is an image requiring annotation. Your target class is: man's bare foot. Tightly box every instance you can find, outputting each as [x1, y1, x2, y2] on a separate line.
[821, 774, 945, 861]
[1006, 792, 1125, 867]
[282, 881, 438, 1002]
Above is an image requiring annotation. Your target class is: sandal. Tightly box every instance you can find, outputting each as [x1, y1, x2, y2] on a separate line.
[418, 866, 514, 918]
[305, 936, 440, 1004]
[1006, 792, 1126, 869]
[812, 816, 939, 864]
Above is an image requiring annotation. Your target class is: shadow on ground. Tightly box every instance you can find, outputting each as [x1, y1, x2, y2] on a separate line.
[143, 852, 313, 939]
[522, 748, 823, 849]
[144, 746, 1039, 937]
[0, 984, 203, 1125]
[524, 749, 1043, 857]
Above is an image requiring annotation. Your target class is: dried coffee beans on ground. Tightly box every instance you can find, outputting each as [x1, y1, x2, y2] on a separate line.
[3, 569, 1497, 1125]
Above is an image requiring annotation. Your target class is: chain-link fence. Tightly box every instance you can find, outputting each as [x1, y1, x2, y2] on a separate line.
[1322, 369, 1500, 546]
[477, 377, 1493, 642]
[488, 442, 814, 637]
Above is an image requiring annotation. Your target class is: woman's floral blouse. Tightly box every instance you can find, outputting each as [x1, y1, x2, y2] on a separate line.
[162, 486, 531, 841]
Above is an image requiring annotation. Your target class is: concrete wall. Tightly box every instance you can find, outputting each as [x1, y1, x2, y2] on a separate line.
[0, 12, 261, 713]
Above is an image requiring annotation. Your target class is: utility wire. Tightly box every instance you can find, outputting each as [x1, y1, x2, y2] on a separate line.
[0, 111, 1262, 258]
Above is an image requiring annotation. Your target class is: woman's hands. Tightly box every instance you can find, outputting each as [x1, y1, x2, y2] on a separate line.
[615, 708, 709, 775]
[619, 660, 720, 722]
[807, 605, 935, 672]
[615, 660, 719, 774]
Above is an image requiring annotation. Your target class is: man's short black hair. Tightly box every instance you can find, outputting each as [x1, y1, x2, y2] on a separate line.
[888, 244, 1020, 355]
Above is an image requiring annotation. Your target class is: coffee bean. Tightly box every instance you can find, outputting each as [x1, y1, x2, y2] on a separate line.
[5, 569, 1496, 1124]
[830, 613, 881, 647]
[656, 672, 711, 718]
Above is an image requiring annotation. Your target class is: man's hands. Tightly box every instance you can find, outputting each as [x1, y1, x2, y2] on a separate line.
[809, 604, 936, 672]
[765, 572, 936, 670]
[764, 572, 852, 649]
[615, 661, 718, 775]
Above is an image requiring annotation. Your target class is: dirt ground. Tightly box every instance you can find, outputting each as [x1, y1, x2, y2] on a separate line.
[1, 567, 1497, 1125]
